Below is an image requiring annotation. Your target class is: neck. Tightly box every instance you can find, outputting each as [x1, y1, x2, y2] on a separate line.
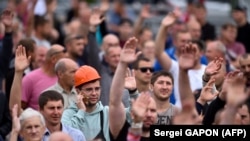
[141, 131, 150, 138]
[238, 18, 247, 27]
[109, 65, 116, 73]
[66, 53, 78, 62]
[46, 122, 61, 133]
[153, 96, 171, 113]
[42, 63, 56, 76]
[85, 104, 97, 113]
[193, 62, 201, 70]
[220, 37, 233, 45]
[136, 81, 150, 92]
[34, 31, 44, 40]
[58, 81, 72, 94]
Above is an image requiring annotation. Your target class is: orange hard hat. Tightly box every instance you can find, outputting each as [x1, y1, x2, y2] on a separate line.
[74, 65, 101, 87]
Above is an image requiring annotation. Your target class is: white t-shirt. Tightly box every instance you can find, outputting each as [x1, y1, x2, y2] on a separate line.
[169, 60, 206, 109]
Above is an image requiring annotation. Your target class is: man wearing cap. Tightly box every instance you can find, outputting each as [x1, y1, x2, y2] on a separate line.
[232, 5, 250, 53]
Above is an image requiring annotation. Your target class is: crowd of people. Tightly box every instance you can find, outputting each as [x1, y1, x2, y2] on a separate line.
[0, 0, 250, 141]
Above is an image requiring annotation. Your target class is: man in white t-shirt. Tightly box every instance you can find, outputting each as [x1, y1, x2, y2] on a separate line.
[155, 9, 206, 108]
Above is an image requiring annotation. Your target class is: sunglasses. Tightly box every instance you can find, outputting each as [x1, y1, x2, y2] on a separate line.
[139, 67, 154, 73]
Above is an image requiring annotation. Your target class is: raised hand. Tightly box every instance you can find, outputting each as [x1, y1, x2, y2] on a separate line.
[11, 104, 21, 133]
[120, 37, 141, 64]
[161, 7, 181, 27]
[220, 70, 241, 100]
[15, 45, 31, 72]
[205, 57, 223, 76]
[226, 72, 248, 107]
[0, 9, 14, 32]
[89, 8, 105, 27]
[178, 43, 197, 71]
[99, 0, 110, 14]
[131, 91, 151, 123]
[140, 4, 152, 19]
[198, 78, 219, 104]
[124, 68, 137, 91]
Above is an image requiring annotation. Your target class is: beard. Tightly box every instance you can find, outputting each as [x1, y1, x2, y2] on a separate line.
[142, 125, 150, 132]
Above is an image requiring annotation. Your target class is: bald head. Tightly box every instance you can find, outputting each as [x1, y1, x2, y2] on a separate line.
[49, 132, 73, 141]
[102, 34, 120, 51]
[46, 44, 65, 59]
[55, 58, 78, 74]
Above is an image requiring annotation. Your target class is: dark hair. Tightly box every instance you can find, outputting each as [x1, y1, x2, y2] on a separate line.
[191, 40, 205, 51]
[119, 18, 133, 26]
[34, 15, 50, 29]
[151, 70, 174, 85]
[18, 38, 36, 54]
[39, 90, 64, 109]
[221, 22, 237, 30]
[138, 27, 152, 36]
[132, 54, 151, 69]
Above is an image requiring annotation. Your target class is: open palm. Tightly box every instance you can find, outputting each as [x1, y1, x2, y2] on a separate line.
[205, 57, 223, 76]
[131, 91, 150, 122]
[161, 8, 181, 27]
[120, 37, 140, 64]
[124, 69, 137, 90]
[200, 78, 218, 102]
[89, 8, 105, 26]
[15, 45, 31, 72]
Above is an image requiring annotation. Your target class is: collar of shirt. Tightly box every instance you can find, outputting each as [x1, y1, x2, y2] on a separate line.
[54, 82, 77, 95]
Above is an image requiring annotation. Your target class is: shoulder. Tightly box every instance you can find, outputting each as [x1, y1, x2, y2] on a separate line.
[63, 124, 85, 136]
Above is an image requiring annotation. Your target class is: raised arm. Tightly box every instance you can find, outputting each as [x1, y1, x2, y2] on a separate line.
[220, 72, 248, 124]
[173, 43, 201, 124]
[9, 45, 31, 116]
[155, 9, 180, 71]
[109, 37, 139, 139]
[133, 4, 151, 39]
[9, 104, 20, 141]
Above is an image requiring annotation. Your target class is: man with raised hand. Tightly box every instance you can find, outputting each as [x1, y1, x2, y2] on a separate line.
[109, 37, 158, 141]
[155, 9, 206, 109]
[9, 45, 86, 141]
[172, 42, 203, 125]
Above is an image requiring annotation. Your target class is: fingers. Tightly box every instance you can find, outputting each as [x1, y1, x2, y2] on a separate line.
[207, 78, 215, 87]
[124, 37, 138, 49]
[181, 42, 197, 55]
[126, 68, 131, 77]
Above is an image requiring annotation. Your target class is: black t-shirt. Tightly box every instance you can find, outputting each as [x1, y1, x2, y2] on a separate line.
[110, 121, 150, 141]
[236, 22, 250, 53]
[201, 22, 216, 42]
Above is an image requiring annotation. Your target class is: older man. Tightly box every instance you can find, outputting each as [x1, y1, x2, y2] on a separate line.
[45, 58, 79, 109]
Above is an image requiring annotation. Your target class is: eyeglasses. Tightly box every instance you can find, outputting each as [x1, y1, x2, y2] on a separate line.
[80, 87, 101, 94]
[139, 67, 154, 73]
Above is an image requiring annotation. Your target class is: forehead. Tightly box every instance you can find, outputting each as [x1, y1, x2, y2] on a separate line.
[147, 98, 156, 110]
[45, 100, 63, 107]
[22, 116, 42, 127]
[138, 60, 153, 67]
[155, 75, 172, 82]
[239, 56, 250, 65]
[107, 47, 121, 54]
[81, 80, 100, 88]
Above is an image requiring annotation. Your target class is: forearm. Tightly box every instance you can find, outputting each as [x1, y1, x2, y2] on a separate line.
[219, 106, 237, 124]
[9, 131, 18, 141]
[155, 25, 168, 55]
[109, 62, 127, 106]
[179, 69, 195, 103]
[9, 72, 23, 115]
